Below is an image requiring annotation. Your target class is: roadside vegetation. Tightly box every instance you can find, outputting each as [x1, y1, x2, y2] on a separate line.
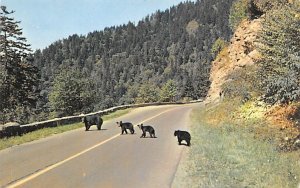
[174, 101, 300, 187]
[0, 108, 131, 151]
[223, 0, 300, 143]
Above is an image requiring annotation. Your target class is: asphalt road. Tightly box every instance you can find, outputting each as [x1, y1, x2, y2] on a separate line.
[0, 103, 198, 188]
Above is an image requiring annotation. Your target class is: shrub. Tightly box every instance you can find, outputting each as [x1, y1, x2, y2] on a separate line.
[211, 38, 228, 58]
[252, 0, 288, 13]
[229, 0, 249, 31]
[256, 4, 300, 104]
[222, 65, 259, 103]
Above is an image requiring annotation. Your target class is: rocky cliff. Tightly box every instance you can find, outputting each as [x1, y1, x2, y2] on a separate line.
[205, 18, 262, 104]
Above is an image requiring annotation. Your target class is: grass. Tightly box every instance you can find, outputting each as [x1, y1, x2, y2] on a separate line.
[173, 102, 300, 188]
[0, 108, 131, 151]
[101, 108, 131, 121]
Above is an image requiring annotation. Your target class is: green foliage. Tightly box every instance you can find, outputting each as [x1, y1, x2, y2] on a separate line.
[211, 38, 228, 57]
[49, 69, 94, 117]
[222, 65, 259, 103]
[119, 84, 139, 104]
[0, 6, 39, 123]
[252, 0, 288, 13]
[183, 77, 195, 100]
[136, 83, 160, 103]
[32, 0, 235, 120]
[159, 80, 178, 102]
[256, 3, 300, 104]
[229, 0, 249, 31]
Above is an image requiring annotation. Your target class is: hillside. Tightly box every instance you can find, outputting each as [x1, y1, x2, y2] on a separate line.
[31, 0, 235, 121]
[204, 0, 300, 150]
[205, 18, 261, 104]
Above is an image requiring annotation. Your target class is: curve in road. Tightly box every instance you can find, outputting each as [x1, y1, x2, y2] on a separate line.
[0, 103, 198, 188]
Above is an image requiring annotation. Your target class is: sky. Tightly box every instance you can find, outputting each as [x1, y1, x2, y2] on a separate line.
[1, 0, 187, 50]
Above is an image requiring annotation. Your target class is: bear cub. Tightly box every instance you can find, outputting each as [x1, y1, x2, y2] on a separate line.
[137, 124, 156, 138]
[116, 121, 135, 134]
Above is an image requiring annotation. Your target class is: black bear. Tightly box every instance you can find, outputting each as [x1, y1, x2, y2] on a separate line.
[137, 124, 156, 138]
[116, 121, 135, 135]
[174, 130, 191, 146]
[82, 115, 103, 131]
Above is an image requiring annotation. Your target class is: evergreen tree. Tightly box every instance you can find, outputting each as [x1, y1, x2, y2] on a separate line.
[0, 6, 39, 123]
[32, 0, 235, 120]
[160, 80, 178, 102]
[184, 77, 195, 100]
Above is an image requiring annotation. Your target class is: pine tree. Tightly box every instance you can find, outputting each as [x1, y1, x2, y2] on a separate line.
[184, 77, 195, 100]
[0, 6, 39, 123]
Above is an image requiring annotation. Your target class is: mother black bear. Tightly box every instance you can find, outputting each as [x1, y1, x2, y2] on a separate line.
[82, 114, 103, 131]
[174, 130, 191, 146]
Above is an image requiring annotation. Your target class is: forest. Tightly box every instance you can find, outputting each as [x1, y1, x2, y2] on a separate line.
[1, 0, 235, 123]
[2, 0, 299, 125]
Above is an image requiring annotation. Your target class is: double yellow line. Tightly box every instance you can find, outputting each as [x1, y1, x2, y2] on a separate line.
[6, 108, 176, 188]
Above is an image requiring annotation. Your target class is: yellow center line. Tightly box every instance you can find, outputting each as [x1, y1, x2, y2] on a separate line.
[6, 107, 178, 188]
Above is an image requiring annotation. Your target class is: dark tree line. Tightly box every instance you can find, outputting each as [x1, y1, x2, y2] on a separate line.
[31, 0, 235, 120]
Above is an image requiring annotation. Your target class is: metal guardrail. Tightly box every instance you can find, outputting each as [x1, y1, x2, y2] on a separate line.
[0, 100, 202, 138]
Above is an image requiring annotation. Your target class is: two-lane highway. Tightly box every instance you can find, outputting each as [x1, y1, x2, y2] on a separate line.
[0, 104, 198, 188]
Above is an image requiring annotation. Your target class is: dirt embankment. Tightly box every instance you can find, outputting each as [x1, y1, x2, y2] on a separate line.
[205, 19, 261, 104]
[204, 17, 300, 150]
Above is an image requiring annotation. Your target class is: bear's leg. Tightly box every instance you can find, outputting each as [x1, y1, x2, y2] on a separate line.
[85, 124, 90, 131]
[178, 138, 182, 145]
[187, 139, 191, 146]
[151, 130, 155, 138]
[140, 132, 145, 138]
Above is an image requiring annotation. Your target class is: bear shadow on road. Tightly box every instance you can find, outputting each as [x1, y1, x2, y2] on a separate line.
[178, 143, 191, 147]
[120, 133, 137, 135]
[86, 129, 108, 131]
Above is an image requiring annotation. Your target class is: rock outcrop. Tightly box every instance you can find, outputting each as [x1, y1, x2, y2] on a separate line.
[205, 18, 262, 104]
